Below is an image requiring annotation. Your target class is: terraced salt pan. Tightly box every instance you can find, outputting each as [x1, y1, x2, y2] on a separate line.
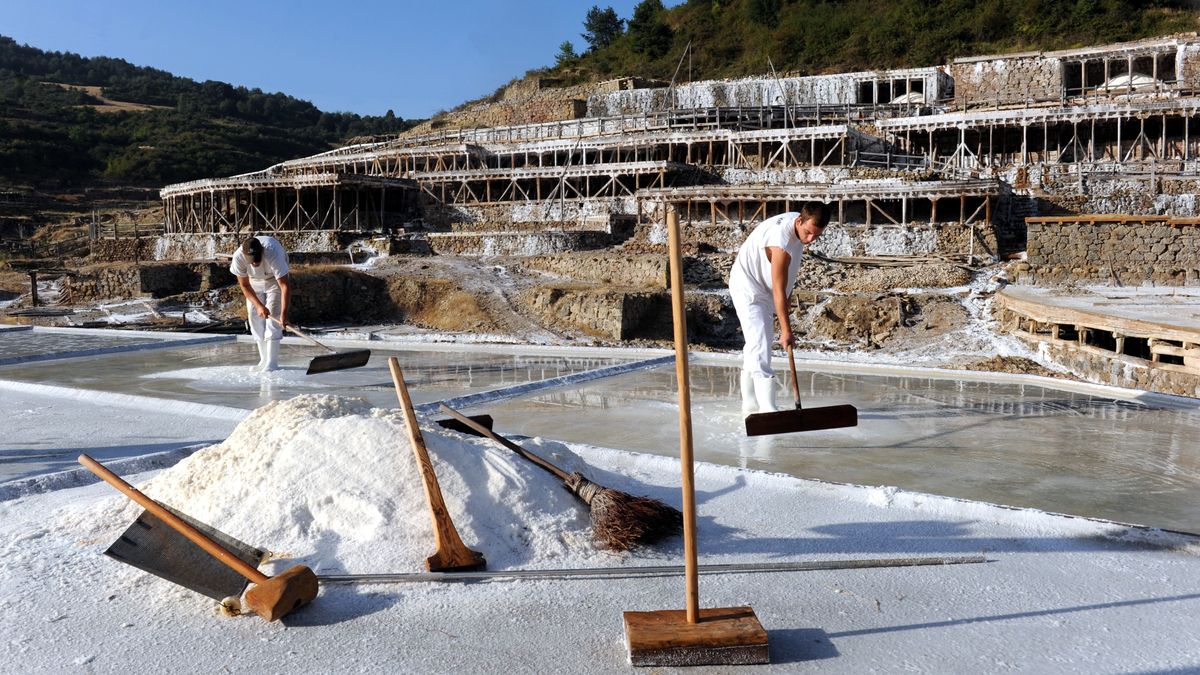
[481, 359, 1200, 534]
[0, 326, 225, 365]
[0, 339, 633, 411]
[0, 387, 236, 483]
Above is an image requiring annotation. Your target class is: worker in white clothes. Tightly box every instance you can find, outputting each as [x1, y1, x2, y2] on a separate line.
[230, 235, 291, 373]
[729, 201, 831, 415]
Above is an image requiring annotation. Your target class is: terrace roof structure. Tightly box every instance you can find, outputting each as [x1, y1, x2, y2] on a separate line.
[161, 172, 418, 235]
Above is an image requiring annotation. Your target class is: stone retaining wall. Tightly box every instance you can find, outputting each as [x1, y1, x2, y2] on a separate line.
[627, 219, 997, 260]
[587, 68, 946, 117]
[1024, 216, 1200, 285]
[522, 253, 668, 288]
[63, 262, 234, 302]
[151, 231, 354, 261]
[430, 198, 639, 227]
[1012, 331, 1199, 398]
[951, 54, 1061, 108]
[524, 286, 733, 342]
[286, 269, 391, 323]
[425, 231, 611, 256]
[90, 238, 157, 263]
[1182, 43, 1200, 88]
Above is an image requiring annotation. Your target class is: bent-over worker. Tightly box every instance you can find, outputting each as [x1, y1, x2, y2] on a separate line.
[729, 201, 831, 415]
[231, 235, 291, 373]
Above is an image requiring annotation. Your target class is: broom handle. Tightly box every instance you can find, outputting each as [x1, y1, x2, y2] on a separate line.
[268, 316, 336, 354]
[787, 344, 803, 410]
[77, 454, 269, 585]
[437, 404, 570, 482]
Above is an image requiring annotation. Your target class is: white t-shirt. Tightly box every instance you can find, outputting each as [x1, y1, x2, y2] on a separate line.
[230, 236, 290, 289]
[729, 212, 805, 299]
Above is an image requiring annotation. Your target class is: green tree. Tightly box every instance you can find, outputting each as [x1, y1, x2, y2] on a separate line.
[582, 6, 624, 52]
[748, 0, 781, 25]
[555, 40, 579, 66]
[628, 0, 672, 58]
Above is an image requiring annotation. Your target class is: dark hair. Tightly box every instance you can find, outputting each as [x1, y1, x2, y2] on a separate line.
[800, 201, 832, 229]
[242, 237, 263, 264]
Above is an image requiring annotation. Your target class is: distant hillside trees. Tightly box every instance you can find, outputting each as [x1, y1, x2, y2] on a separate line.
[0, 36, 420, 189]
[553, 0, 1196, 83]
[556, 41, 580, 67]
[582, 6, 625, 52]
[628, 0, 673, 59]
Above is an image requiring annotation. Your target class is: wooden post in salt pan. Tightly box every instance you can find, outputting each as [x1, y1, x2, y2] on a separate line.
[621, 208, 769, 667]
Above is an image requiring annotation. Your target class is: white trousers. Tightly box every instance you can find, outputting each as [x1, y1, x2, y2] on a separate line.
[246, 282, 282, 342]
[730, 280, 775, 379]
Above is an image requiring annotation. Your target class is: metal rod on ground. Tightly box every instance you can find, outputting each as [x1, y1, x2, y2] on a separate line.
[319, 555, 988, 584]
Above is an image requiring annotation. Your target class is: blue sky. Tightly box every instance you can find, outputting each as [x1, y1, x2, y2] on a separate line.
[0, 0, 677, 119]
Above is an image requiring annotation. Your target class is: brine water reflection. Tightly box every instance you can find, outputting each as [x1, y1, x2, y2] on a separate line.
[484, 364, 1200, 534]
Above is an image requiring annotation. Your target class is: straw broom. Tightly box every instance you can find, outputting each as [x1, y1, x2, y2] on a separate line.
[438, 404, 682, 551]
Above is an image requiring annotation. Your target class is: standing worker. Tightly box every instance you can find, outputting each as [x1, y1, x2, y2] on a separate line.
[231, 235, 291, 373]
[729, 201, 831, 415]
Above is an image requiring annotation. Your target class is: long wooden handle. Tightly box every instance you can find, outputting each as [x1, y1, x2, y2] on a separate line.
[437, 404, 569, 482]
[77, 454, 268, 584]
[388, 358, 477, 562]
[667, 208, 700, 623]
[787, 344, 803, 410]
[269, 316, 336, 354]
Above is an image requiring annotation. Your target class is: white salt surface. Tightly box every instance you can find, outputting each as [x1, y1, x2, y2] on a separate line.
[141, 365, 336, 389]
[0, 388, 236, 482]
[2, 394, 1199, 673]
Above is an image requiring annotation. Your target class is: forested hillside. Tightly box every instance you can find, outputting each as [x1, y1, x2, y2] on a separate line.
[4, 1, 1198, 190]
[551, 0, 1198, 83]
[0, 36, 418, 189]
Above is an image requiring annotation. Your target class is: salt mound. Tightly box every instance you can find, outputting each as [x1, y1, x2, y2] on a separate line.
[79, 395, 605, 575]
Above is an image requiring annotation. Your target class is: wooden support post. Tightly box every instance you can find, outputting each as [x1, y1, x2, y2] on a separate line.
[1118, 117, 1123, 163]
[623, 208, 768, 667]
[28, 270, 38, 307]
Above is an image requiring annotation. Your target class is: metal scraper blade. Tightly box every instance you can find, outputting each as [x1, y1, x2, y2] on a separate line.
[104, 504, 268, 602]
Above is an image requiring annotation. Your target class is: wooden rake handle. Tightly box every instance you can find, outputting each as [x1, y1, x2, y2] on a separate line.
[269, 316, 336, 354]
[78, 454, 269, 585]
[387, 358, 485, 571]
[786, 344, 803, 411]
[437, 404, 570, 482]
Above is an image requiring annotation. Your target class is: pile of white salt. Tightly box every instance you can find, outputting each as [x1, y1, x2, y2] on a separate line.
[69, 395, 619, 579]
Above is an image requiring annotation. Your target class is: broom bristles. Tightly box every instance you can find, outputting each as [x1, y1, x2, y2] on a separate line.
[566, 472, 682, 551]
[590, 488, 683, 551]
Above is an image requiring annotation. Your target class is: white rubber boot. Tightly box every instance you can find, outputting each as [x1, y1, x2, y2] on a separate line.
[249, 339, 267, 373]
[740, 370, 756, 416]
[262, 340, 280, 373]
[752, 375, 778, 413]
